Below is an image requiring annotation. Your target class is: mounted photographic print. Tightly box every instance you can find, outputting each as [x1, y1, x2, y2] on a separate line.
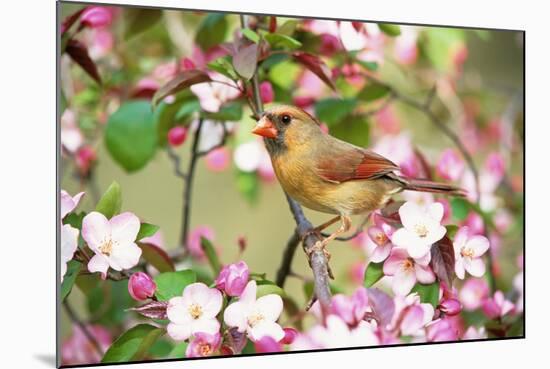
[58, 1, 525, 366]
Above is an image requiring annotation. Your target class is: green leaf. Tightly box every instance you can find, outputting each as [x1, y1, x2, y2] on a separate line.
[63, 211, 86, 230]
[378, 23, 401, 36]
[363, 262, 384, 288]
[105, 101, 157, 172]
[124, 9, 162, 40]
[61, 260, 81, 301]
[207, 57, 238, 80]
[137, 223, 160, 241]
[277, 20, 299, 36]
[330, 115, 370, 147]
[168, 342, 188, 358]
[445, 224, 459, 239]
[102, 324, 164, 363]
[264, 33, 302, 50]
[314, 98, 357, 125]
[411, 282, 440, 308]
[236, 170, 259, 204]
[358, 83, 390, 102]
[423, 28, 465, 72]
[196, 14, 228, 50]
[356, 60, 379, 71]
[154, 270, 196, 301]
[242, 28, 260, 43]
[256, 282, 286, 298]
[451, 197, 469, 221]
[200, 237, 221, 274]
[175, 99, 201, 121]
[138, 243, 175, 273]
[95, 181, 122, 219]
[202, 102, 243, 121]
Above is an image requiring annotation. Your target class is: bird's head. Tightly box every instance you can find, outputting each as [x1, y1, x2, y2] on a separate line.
[252, 105, 323, 156]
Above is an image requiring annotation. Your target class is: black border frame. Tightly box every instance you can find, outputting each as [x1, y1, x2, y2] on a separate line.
[56, 1, 526, 367]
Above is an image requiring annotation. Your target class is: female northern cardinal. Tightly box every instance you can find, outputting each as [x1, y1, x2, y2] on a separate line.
[252, 105, 465, 252]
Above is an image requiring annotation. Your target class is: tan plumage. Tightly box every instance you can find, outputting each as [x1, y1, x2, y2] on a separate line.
[252, 104, 465, 248]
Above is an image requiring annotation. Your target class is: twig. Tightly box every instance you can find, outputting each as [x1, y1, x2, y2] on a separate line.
[63, 300, 104, 358]
[165, 145, 187, 180]
[240, 14, 333, 312]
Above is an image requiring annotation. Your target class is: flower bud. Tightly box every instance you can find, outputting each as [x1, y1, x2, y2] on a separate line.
[259, 81, 274, 104]
[128, 272, 156, 301]
[167, 126, 188, 147]
[215, 261, 249, 297]
[280, 327, 298, 345]
[80, 7, 112, 29]
[76, 145, 97, 175]
[439, 298, 462, 316]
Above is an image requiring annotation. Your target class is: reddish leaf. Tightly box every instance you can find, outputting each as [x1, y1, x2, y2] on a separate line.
[65, 39, 101, 84]
[138, 243, 175, 273]
[128, 301, 168, 319]
[366, 288, 395, 327]
[292, 52, 336, 91]
[61, 6, 88, 35]
[430, 236, 455, 288]
[379, 200, 405, 226]
[224, 327, 247, 354]
[233, 43, 258, 80]
[152, 69, 211, 108]
[269, 16, 277, 33]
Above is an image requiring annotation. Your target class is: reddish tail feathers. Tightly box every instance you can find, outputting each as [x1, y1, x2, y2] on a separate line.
[400, 177, 467, 197]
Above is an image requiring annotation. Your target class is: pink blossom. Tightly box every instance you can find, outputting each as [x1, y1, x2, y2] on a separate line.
[459, 278, 489, 311]
[186, 332, 221, 358]
[394, 26, 418, 65]
[254, 336, 283, 353]
[373, 133, 420, 178]
[61, 325, 112, 365]
[281, 327, 298, 345]
[140, 229, 165, 248]
[259, 81, 274, 104]
[76, 145, 97, 175]
[167, 126, 188, 147]
[484, 152, 506, 188]
[306, 315, 379, 349]
[366, 215, 395, 262]
[61, 190, 85, 220]
[391, 201, 446, 259]
[187, 225, 215, 260]
[339, 21, 368, 51]
[392, 293, 434, 336]
[453, 227, 490, 279]
[463, 211, 485, 235]
[426, 318, 458, 342]
[82, 211, 142, 278]
[80, 6, 112, 29]
[462, 326, 487, 340]
[374, 105, 401, 135]
[436, 149, 465, 181]
[128, 272, 156, 301]
[205, 147, 230, 172]
[223, 281, 285, 342]
[190, 72, 240, 112]
[195, 120, 234, 153]
[439, 298, 462, 316]
[258, 151, 276, 182]
[234, 140, 263, 172]
[330, 287, 369, 327]
[87, 28, 114, 59]
[435, 198, 452, 224]
[349, 261, 366, 285]
[296, 69, 326, 99]
[383, 248, 435, 296]
[215, 261, 250, 297]
[319, 34, 341, 56]
[132, 78, 160, 99]
[482, 291, 515, 319]
[167, 283, 223, 341]
[61, 224, 79, 282]
[513, 271, 523, 312]
[60, 110, 83, 154]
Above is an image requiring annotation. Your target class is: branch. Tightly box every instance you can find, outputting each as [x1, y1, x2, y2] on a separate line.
[240, 14, 332, 312]
[63, 300, 104, 358]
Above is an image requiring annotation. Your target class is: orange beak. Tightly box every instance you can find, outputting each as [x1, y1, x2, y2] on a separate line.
[252, 116, 278, 139]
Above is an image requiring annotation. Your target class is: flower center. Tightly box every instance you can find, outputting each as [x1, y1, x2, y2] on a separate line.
[199, 343, 212, 356]
[414, 224, 429, 238]
[99, 238, 114, 256]
[247, 312, 265, 328]
[188, 303, 203, 319]
[402, 258, 414, 271]
[375, 233, 388, 245]
[461, 247, 475, 258]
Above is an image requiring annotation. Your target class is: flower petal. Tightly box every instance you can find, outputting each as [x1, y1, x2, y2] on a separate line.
[398, 202, 423, 230]
[428, 202, 444, 223]
[110, 212, 140, 245]
[167, 296, 193, 325]
[414, 264, 436, 284]
[467, 236, 490, 257]
[239, 280, 258, 304]
[82, 212, 110, 250]
[167, 322, 192, 341]
[248, 320, 285, 342]
[454, 259, 466, 280]
[383, 248, 407, 275]
[87, 254, 109, 277]
[255, 294, 283, 322]
[371, 243, 393, 263]
[392, 268, 416, 296]
[464, 257, 486, 277]
[400, 305, 425, 335]
[223, 301, 247, 332]
[191, 317, 220, 336]
[61, 224, 79, 261]
[110, 242, 142, 270]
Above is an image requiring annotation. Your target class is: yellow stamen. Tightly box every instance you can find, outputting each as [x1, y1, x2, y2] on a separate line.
[188, 303, 203, 319]
[414, 224, 429, 238]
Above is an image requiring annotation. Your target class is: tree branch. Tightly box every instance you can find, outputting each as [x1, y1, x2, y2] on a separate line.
[63, 300, 104, 358]
[240, 14, 333, 312]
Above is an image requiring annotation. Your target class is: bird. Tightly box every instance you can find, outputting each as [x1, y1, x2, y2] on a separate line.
[251, 104, 465, 255]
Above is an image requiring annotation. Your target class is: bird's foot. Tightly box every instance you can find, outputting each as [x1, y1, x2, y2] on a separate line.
[307, 240, 331, 262]
[301, 228, 323, 243]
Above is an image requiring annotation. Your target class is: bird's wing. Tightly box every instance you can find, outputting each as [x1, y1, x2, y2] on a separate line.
[315, 145, 400, 183]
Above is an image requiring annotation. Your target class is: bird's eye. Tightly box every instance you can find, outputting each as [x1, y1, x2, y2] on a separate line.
[281, 114, 291, 124]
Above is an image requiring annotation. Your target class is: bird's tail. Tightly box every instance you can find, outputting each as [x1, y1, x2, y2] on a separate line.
[399, 176, 467, 197]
